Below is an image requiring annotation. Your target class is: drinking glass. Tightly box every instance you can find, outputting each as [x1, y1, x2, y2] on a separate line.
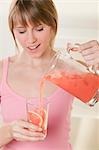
[26, 100, 49, 134]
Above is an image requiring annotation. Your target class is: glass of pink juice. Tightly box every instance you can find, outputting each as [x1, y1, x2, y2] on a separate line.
[26, 101, 49, 134]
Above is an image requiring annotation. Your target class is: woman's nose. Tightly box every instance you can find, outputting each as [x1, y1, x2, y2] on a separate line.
[27, 31, 37, 44]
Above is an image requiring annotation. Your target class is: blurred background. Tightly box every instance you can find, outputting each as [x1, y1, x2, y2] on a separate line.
[0, 0, 99, 150]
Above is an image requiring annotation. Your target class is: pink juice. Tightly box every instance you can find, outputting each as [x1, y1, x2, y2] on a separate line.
[44, 71, 99, 103]
[27, 108, 47, 128]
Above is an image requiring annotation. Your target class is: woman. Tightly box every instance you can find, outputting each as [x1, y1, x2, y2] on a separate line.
[0, 0, 99, 150]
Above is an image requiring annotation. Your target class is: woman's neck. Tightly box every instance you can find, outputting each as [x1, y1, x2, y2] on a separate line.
[13, 49, 56, 68]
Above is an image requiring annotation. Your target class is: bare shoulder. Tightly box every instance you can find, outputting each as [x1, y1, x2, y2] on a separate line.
[0, 60, 3, 83]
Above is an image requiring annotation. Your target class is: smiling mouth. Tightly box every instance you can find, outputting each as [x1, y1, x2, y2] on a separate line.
[28, 44, 40, 51]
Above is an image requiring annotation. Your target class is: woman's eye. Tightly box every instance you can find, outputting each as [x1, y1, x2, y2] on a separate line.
[36, 27, 43, 31]
[19, 31, 26, 34]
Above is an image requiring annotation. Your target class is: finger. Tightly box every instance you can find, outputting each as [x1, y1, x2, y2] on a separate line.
[14, 120, 42, 132]
[67, 43, 80, 51]
[83, 56, 99, 66]
[13, 127, 44, 137]
[13, 132, 45, 142]
[84, 54, 95, 61]
[79, 40, 99, 51]
[80, 48, 99, 65]
[81, 47, 97, 56]
[12, 126, 45, 141]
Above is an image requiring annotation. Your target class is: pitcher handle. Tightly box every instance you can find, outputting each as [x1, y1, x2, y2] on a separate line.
[67, 45, 99, 75]
[67, 45, 99, 106]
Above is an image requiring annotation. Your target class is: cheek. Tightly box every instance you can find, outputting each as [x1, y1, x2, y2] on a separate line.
[42, 32, 52, 44]
[15, 35, 26, 46]
[19, 37, 26, 45]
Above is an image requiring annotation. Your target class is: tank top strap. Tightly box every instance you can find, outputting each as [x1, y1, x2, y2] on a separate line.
[2, 57, 9, 83]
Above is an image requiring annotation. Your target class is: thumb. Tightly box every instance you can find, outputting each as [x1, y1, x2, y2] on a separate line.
[67, 42, 80, 52]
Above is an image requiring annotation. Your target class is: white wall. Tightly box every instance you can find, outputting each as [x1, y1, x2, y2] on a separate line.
[54, 0, 98, 48]
[0, 0, 99, 150]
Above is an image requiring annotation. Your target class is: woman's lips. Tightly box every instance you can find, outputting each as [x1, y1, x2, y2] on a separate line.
[28, 44, 40, 52]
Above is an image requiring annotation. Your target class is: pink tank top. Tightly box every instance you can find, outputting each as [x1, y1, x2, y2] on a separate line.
[0, 58, 74, 150]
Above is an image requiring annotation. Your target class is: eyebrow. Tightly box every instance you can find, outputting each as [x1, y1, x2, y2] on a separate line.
[15, 26, 26, 28]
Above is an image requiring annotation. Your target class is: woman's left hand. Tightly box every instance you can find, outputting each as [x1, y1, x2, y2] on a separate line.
[67, 40, 99, 72]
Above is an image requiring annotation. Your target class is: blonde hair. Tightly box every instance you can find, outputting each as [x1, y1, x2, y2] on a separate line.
[8, 0, 58, 47]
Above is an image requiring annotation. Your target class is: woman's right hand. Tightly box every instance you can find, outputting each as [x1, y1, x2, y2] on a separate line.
[10, 119, 46, 142]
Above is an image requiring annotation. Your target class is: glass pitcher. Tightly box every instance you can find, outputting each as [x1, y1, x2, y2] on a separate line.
[44, 49, 99, 107]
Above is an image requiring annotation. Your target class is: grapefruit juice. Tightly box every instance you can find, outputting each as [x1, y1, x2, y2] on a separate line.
[44, 70, 99, 103]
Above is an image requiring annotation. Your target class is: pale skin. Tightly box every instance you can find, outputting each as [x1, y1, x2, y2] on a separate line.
[0, 21, 99, 147]
[0, 22, 55, 147]
[67, 40, 99, 69]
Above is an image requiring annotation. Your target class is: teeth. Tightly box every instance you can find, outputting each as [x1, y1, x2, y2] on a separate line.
[28, 44, 40, 50]
[29, 46, 37, 49]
